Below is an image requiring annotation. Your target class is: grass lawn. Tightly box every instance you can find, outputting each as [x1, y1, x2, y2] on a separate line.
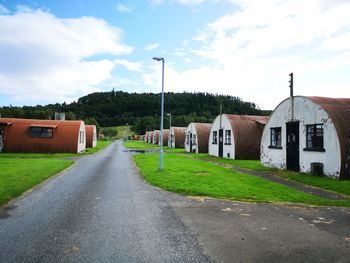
[193, 154, 350, 197]
[124, 140, 160, 149]
[0, 140, 113, 159]
[0, 158, 73, 206]
[133, 153, 350, 207]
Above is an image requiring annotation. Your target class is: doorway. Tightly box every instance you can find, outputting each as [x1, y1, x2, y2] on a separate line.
[218, 129, 223, 157]
[286, 122, 299, 171]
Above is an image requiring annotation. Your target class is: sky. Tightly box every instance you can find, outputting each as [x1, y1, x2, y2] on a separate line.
[0, 0, 350, 110]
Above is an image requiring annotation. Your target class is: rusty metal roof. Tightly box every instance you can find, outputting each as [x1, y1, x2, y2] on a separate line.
[224, 114, 269, 159]
[0, 118, 84, 153]
[148, 131, 154, 143]
[153, 130, 160, 144]
[192, 123, 213, 153]
[85, 125, 96, 148]
[171, 127, 187, 148]
[307, 96, 350, 180]
[160, 129, 169, 146]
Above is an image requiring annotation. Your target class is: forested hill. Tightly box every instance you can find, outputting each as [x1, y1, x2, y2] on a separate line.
[0, 91, 267, 134]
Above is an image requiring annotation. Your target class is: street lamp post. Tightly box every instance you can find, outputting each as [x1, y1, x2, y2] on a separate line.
[167, 113, 172, 148]
[153, 57, 165, 170]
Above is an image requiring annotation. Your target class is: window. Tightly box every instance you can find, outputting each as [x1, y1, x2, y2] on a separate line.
[269, 127, 281, 148]
[192, 134, 197, 145]
[186, 134, 189, 145]
[225, 130, 231, 145]
[212, 131, 218, 144]
[79, 131, 85, 144]
[305, 124, 324, 151]
[29, 127, 54, 138]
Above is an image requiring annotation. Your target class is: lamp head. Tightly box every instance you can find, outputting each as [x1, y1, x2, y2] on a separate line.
[153, 57, 164, 61]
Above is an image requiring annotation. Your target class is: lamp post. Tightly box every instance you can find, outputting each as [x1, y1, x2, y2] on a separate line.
[167, 113, 172, 148]
[153, 57, 165, 170]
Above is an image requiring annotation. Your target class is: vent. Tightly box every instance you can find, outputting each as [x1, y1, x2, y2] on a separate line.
[227, 153, 230, 158]
[311, 162, 324, 176]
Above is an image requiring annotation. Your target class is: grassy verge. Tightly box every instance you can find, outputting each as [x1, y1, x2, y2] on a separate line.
[0, 158, 73, 206]
[0, 140, 113, 159]
[133, 153, 350, 207]
[124, 140, 160, 149]
[194, 154, 350, 197]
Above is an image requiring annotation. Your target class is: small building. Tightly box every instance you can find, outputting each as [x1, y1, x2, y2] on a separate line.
[148, 131, 154, 143]
[168, 127, 187, 148]
[185, 123, 212, 153]
[0, 118, 86, 153]
[144, 132, 149, 142]
[152, 130, 160, 145]
[159, 129, 169, 146]
[85, 125, 97, 148]
[209, 114, 268, 159]
[260, 96, 350, 180]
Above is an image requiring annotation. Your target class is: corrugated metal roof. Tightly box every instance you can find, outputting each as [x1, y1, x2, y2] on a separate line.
[30, 124, 58, 128]
[193, 123, 212, 153]
[85, 125, 96, 148]
[0, 118, 84, 153]
[307, 96, 350, 180]
[171, 127, 187, 148]
[153, 130, 160, 144]
[160, 129, 169, 146]
[225, 114, 269, 159]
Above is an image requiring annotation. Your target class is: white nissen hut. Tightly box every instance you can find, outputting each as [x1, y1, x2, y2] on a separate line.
[260, 96, 350, 180]
[185, 123, 212, 153]
[209, 114, 268, 159]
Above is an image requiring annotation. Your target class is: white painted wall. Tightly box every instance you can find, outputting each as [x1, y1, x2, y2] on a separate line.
[168, 127, 175, 148]
[77, 121, 86, 153]
[208, 115, 236, 159]
[260, 96, 341, 178]
[92, 126, 97, 148]
[185, 123, 198, 153]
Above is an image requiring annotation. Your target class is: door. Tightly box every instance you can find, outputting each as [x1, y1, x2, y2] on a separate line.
[189, 133, 193, 153]
[218, 129, 223, 157]
[286, 122, 299, 171]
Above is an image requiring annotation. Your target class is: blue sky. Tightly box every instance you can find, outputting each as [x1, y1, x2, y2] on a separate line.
[0, 0, 350, 110]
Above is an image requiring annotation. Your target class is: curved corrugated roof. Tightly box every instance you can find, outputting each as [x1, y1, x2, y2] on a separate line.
[193, 123, 212, 153]
[85, 125, 96, 148]
[172, 127, 187, 148]
[148, 131, 154, 143]
[0, 118, 84, 153]
[307, 96, 350, 180]
[224, 114, 269, 159]
[153, 130, 160, 144]
[160, 129, 169, 146]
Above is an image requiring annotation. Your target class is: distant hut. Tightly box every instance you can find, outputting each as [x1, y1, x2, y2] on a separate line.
[0, 118, 86, 153]
[85, 125, 97, 148]
[261, 96, 350, 180]
[159, 129, 169, 146]
[168, 127, 187, 148]
[185, 123, 212, 153]
[152, 130, 160, 145]
[144, 132, 149, 142]
[148, 131, 154, 143]
[208, 114, 268, 159]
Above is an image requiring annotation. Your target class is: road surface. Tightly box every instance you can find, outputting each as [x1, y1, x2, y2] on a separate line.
[1, 141, 350, 262]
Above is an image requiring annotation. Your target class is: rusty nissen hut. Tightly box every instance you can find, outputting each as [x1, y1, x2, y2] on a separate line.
[260, 96, 350, 180]
[185, 123, 212, 153]
[209, 114, 268, 159]
[152, 130, 160, 145]
[0, 118, 86, 153]
[148, 131, 154, 143]
[159, 129, 169, 146]
[85, 125, 97, 148]
[168, 127, 187, 148]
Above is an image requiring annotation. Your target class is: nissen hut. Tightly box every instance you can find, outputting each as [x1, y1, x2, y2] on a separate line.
[260, 96, 350, 180]
[185, 123, 212, 153]
[148, 131, 154, 143]
[153, 130, 160, 145]
[159, 129, 169, 146]
[168, 127, 187, 148]
[85, 125, 97, 148]
[209, 114, 268, 159]
[0, 118, 86, 153]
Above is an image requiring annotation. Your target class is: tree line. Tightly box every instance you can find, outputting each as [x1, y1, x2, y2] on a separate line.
[0, 90, 268, 134]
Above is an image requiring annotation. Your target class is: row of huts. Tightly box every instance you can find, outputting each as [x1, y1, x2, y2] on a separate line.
[0, 118, 97, 153]
[143, 96, 350, 180]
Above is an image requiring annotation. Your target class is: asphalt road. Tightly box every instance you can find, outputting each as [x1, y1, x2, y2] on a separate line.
[1, 141, 350, 262]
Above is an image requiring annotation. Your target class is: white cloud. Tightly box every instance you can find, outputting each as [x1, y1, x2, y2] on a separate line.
[117, 4, 133, 13]
[0, 8, 133, 104]
[0, 4, 9, 14]
[114, 59, 143, 72]
[145, 0, 350, 109]
[145, 43, 160, 51]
